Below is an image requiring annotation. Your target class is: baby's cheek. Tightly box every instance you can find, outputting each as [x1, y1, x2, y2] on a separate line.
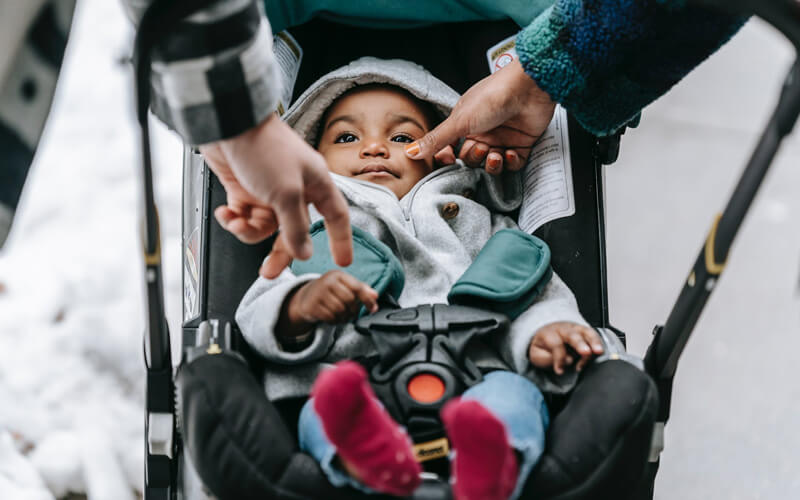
[319, 150, 354, 177]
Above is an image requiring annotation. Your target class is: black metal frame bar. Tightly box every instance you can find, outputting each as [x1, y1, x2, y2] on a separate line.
[133, 2, 219, 499]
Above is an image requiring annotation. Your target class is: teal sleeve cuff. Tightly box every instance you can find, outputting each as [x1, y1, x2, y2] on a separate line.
[515, 1, 748, 137]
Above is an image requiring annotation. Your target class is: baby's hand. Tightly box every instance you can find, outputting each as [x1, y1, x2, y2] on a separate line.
[528, 322, 604, 375]
[288, 270, 379, 326]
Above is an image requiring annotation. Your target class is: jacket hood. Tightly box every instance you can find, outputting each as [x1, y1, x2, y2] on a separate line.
[283, 57, 459, 144]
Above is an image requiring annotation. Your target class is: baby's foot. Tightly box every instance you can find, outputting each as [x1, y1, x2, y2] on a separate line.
[312, 361, 421, 496]
[441, 398, 518, 500]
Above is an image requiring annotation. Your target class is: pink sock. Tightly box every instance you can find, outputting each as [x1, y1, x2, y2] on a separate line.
[312, 361, 421, 496]
[441, 398, 518, 500]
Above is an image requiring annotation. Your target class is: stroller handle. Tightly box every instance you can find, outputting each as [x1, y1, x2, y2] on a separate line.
[690, 0, 800, 51]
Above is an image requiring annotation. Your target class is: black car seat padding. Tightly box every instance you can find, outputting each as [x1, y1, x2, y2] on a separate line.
[178, 351, 429, 500]
[524, 360, 658, 500]
[179, 350, 656, 500]
[177, 353, 339, 500]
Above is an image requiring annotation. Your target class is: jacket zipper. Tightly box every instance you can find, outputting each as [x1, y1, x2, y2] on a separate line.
[400, 164, 462, 233]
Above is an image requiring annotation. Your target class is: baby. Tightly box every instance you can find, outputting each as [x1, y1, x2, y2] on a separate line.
[236, 58, 604, 500]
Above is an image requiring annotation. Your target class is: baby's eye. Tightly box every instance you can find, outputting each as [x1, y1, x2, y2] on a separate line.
[391, 134, 414, 143]
[334, 133, 358, 143]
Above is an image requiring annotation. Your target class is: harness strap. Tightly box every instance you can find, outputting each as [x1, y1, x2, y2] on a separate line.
[448, 229, 553, 319]
[291, 226, 553, 320]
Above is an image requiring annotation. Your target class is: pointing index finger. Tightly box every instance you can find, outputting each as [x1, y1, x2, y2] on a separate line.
[274, 188, 312, 260]
[304, 158, 353, 268]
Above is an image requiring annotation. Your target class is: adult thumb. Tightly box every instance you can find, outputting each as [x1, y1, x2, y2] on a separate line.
[405, 115, 463, 160]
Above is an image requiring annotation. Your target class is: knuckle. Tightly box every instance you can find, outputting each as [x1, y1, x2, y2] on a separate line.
[326, 205, 350, 223]
[278, 187, 303, 208]
[329, 270, 347, 282]
[311, 149, 327, 168]
[421, 130, 438, 149]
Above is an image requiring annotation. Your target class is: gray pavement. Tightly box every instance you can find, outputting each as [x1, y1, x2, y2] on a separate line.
[606, 18, 800, 500]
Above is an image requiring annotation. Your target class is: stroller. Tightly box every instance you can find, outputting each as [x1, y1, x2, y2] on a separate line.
[133, 1, 800, 499]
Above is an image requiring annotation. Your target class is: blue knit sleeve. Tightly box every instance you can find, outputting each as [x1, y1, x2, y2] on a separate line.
[515, 0, 748, 136]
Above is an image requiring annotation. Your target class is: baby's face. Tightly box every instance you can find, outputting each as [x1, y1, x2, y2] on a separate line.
[317, 87, 435, 199]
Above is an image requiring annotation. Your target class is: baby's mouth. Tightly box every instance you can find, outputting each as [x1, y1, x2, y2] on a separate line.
[358, 163, 399, 178]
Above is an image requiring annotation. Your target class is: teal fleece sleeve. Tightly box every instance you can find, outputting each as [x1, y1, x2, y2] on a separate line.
[516, 0, 748, 136]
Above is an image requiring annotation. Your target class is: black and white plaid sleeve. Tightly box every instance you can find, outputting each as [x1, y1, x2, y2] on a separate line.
[124, 0, 282, 145]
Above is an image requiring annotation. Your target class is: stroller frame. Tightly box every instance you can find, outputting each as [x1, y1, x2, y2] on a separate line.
[132, 1, 800, 499]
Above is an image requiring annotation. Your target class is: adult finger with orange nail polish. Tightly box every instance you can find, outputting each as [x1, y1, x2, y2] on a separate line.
[466, 142, 490, 168]
[456, 139, 477, 164]
[405, 59, 555, 176]
[504, 149, 526, 172]
[485, 148, 504, 174]
[433, 145, 457, 166]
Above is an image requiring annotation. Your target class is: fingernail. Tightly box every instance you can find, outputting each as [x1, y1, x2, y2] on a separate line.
[487, 157, 500, 168]
[405, 142, 420, 158]
[475, 144, 489, 155]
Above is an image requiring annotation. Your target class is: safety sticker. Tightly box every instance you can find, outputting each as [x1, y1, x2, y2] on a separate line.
[487, 36, 575, 233]
[518, 106, 576, 233]
[486, 35, 518, 74]
[183, 226, 201, 322]
[272, 30, 303, 115]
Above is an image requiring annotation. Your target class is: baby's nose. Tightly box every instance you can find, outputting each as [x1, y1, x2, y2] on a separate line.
[361, 139, 389, 157]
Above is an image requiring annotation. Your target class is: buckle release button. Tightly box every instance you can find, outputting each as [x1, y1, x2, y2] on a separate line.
[407, 373, 446, 403]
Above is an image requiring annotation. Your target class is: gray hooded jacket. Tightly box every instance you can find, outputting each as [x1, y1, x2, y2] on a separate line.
[235, 57, 592, 401]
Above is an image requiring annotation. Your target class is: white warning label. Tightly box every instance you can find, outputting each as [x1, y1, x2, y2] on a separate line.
[272, 30, 303, 115]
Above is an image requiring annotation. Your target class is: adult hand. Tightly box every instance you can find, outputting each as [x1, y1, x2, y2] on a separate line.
[405, 58, 556, 174]
[199, 114, 352, 275]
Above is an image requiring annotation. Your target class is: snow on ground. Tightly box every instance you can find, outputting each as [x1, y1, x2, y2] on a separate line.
[0, 1, 182, 498]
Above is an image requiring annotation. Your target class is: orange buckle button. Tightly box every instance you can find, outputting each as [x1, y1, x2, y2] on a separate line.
[407, 373, 445, 403]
